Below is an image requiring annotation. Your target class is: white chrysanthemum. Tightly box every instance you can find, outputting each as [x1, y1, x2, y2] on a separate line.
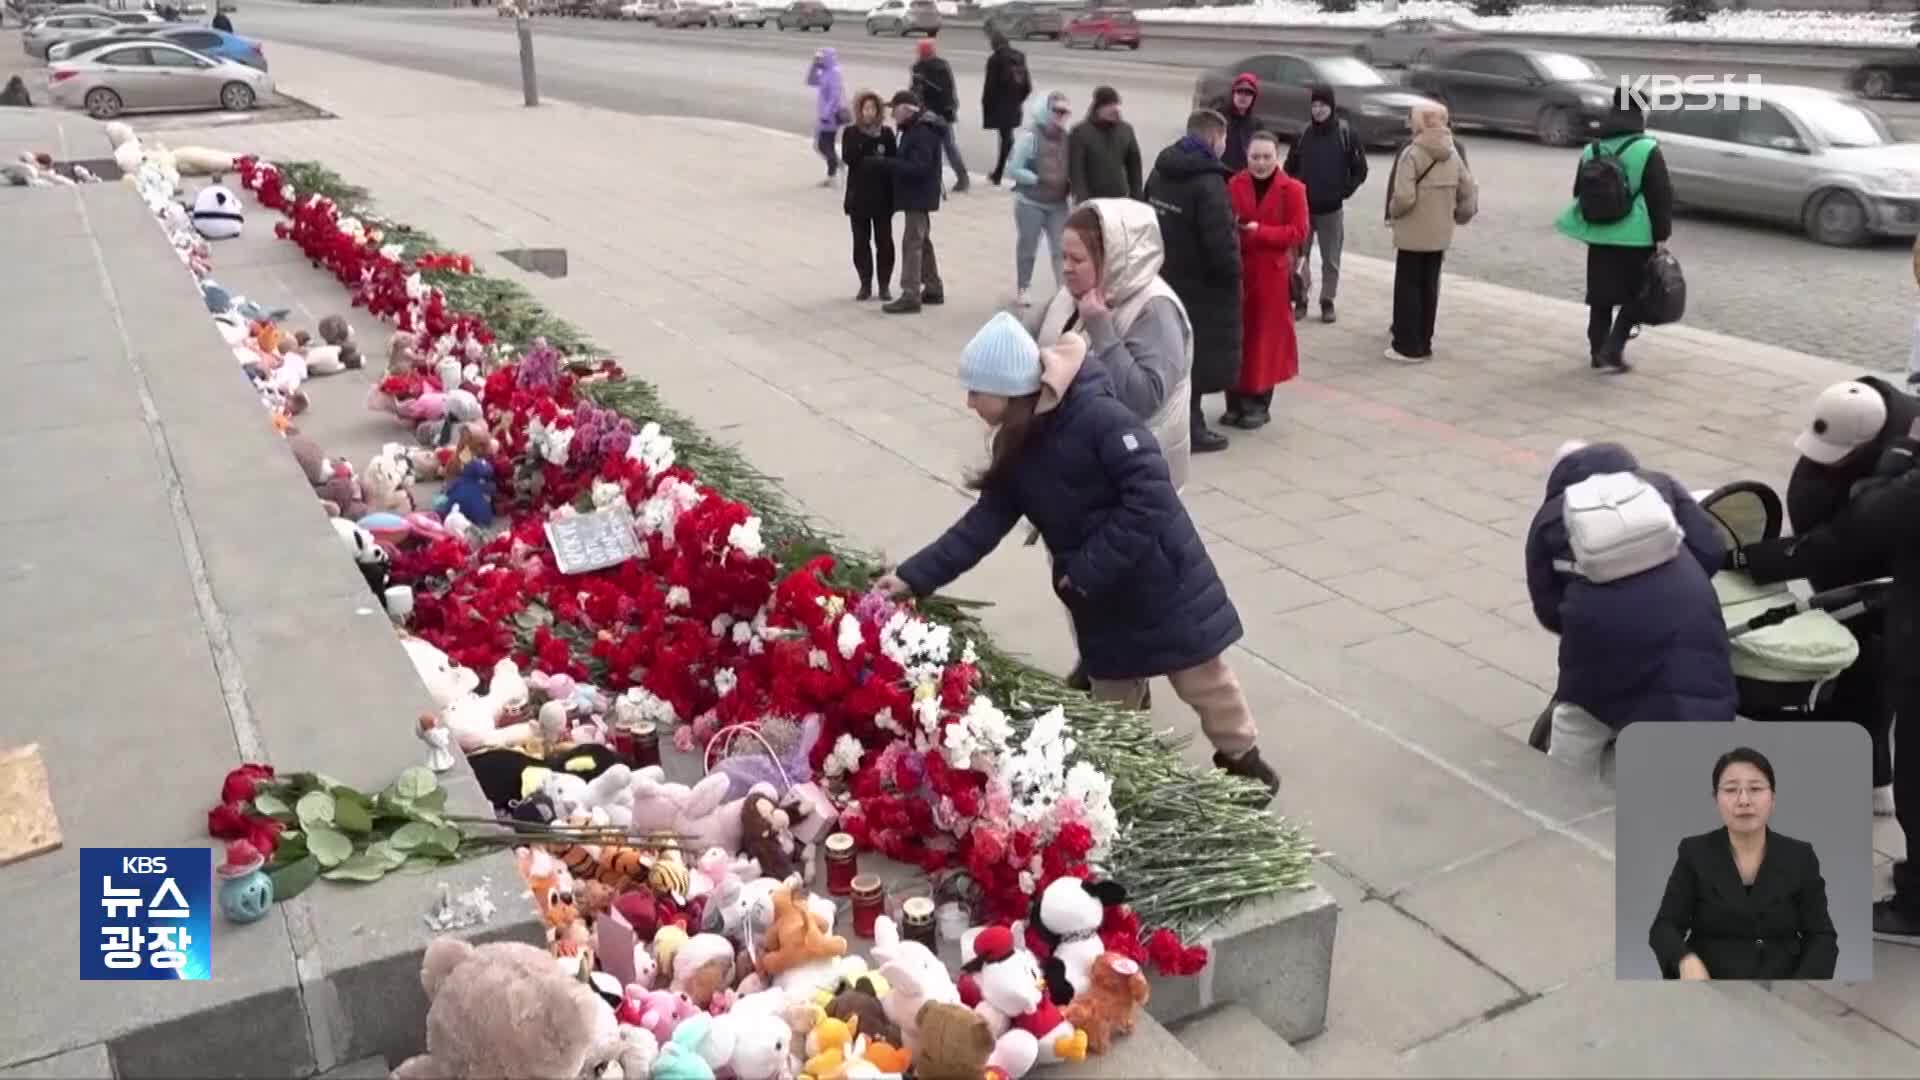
[613, 687, 678, 727]
[536, 422, 574, 467]
[836, 614, 864, 660]
[590, 480, 627, 511]
[879, 612, 954, 685]
[637, 477, 705, 543]
[711, 614, 735, 638]
[404, 271, 428, 301]
[727, 516, 765, 559]
[961, 640, 978, 665]
[665, 586, 691, 609]
[379, 243, 404, 261]
[823, 733, 865, 778]
[732, 621, 753, 646]
[808, 648, 830, 671]
[625, 420, 676, 477]
[713, 668, 738, 697]
[1018, 871, 1037, 895]
[873, 708, 904, 736]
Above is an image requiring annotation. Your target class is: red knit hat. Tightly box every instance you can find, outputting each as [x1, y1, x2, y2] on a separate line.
[972, 925, 1016, 965]
[917, 40, 937, 59]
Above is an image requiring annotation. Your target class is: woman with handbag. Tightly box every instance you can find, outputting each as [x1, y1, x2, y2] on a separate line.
[807, 49, 850, 187]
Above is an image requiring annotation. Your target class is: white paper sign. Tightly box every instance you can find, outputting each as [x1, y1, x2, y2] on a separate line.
[544, 505, 642, 575]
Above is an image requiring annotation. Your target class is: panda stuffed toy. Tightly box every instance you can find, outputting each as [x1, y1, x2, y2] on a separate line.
[190, 182, 245, 240]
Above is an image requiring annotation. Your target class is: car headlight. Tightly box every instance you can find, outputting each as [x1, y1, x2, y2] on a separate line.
[1873, 170, 1920, 196]
[1359, 103, 1394, 118]
[1582, 94, 1610, 108]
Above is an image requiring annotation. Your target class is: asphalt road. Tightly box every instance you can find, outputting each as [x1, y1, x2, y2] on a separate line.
[235, 1, 1916, 369]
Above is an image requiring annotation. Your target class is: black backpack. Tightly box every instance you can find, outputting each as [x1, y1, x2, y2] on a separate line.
[1575, 136, 1647, 224]
[1007, 51, 1031, 97]
[1639, 249, 1687, 326]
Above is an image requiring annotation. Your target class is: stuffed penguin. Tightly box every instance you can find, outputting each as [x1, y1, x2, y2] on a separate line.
[190, 182, 244, 240]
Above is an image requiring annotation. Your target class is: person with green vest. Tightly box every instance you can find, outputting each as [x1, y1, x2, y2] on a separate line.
[1555, 87, 1674, 375]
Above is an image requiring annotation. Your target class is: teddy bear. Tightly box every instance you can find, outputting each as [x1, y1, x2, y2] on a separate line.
[332, 518, 391, 598]
[436, 458, 497, 529]
[741, 792, 800, 882]
[910, 1002, 997, 1080]
[826, 979, 902, 1051]
[960, 926, 1087, 1079]
[1061, 953, 1148, 1056]
[417, 389, 484, 448]
[390, 936, 649, 1080]
[758, 885, 846, 981]
[364, 447, 418, 514]
[1024, 877, 1127, 1003]
[629, 774, 762, 856]
[402, 636, 482, 712]
[669, 932, 738, 1010]
[695, 1004, 795, 1080]
[618, 987, 700, 1045]
[316, 458, 370, 520]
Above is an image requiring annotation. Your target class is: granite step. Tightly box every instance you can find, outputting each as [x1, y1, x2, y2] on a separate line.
[1040, 1009, 1219, 1080]
[1168, 1004, 1314, 1078]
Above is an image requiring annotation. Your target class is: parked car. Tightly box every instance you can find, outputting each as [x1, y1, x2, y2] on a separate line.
[708, 0, 764, 25]
[555, 0, 594, 14]
[985, 1, 1061, 41]
[655, 0, 706, 26]
[19, 0, 110, 21]
[1847, 45, 1920, 100]
[1193, 52, 1441, 149]
[22, 12, 122, 58]
[1646, 83, 1920, 246]
[1063, 6, 1137, 50]
[50, 26, 265, 69]
[619, 0, 660, 17]
[1353, 16, 1476, 69]
[48, 39, 272, 118]
[108, 11, 167, 24]
[1406, 46, 1614, 147]
[775, 0, 829, 30]
[867, 0, 938, 36]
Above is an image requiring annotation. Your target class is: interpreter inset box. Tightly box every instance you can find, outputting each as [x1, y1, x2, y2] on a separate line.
[1614, 721, 1871, 982]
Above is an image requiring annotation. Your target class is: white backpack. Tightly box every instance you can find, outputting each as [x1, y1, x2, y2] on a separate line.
[1553, 471, 1684, 583]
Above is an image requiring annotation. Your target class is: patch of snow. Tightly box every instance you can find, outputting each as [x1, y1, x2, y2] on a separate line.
[1139, 2, 1917, 47]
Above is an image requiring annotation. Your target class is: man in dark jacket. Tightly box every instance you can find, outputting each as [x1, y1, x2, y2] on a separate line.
[1068, 86, 1142, 201]
[1525, 441, 1736, 770]
[1282, 85, 1368, 324]
[213, 10, 234, 31]
[911, 39, 970, 194]
[881, 90, 947, 315]
[1146, 110, 1241, 453]
[1729, 379, 1920, 942]
[981, 29, 1030, 187]
[1210, 72, 1261, 173]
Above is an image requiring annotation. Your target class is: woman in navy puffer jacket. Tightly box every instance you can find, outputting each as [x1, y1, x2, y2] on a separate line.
[1524, 441, 1736, 767]
[877, 313, 1279, 803]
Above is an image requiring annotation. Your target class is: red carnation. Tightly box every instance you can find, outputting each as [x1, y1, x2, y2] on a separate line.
[244, 816, 286, 858]
[207, 802, 251, 840]
[221, 763, 276, 805]
[1146, 929, 1211, 976]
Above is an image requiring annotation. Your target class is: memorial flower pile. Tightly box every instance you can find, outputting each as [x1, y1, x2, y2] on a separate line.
[230, 156, 1315, 963]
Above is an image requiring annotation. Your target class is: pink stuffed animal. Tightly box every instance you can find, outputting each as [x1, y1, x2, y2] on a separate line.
[625, 988, 700, 1045]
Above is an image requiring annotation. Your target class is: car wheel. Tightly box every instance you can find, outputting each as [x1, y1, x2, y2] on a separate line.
[1535, 105, 1576, 147]
[84, 87, 123, 119]
[1093, 33, 1106, 49]
[220, 81, 256, 111]
[1806, 189, 1871, 246]
[1354, 44, 1372, 64]
[1860, 68, 1895, 99]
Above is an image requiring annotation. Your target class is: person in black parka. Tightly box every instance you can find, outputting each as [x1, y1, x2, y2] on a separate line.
[911, 39, 970, 194]
[877, 313, 1280, 803]
[842, 90, 898, 303]
[1146, 110, 1242, 455]
[1524, 440, 1736, 771]
[982, 29, 1030, 187]
[880, 90, 947, 314]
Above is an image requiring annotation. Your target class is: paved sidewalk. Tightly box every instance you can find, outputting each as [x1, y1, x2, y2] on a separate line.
[153, 43, 1920, 1075]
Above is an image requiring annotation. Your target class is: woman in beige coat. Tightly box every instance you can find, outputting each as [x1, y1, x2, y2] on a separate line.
[1385, 104, 1477, 364]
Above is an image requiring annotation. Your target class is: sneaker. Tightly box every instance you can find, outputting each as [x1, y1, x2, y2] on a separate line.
[1596, 349, 1632, 375]
[820, 176, 837, 188]
[1192, 425, 1230, 453]
[1218, 406, 1246, 429]
[1385, 346, 1428, 365]
[921, 291, 945, 306]
[1213, 747, 1280, 807]
[856, 283, 873, 302]
[1066, 661, 1091, 692]
[1014, 287, 1030, 308]
[1320, 300, 1336, 324]
[1873, 898, 1920, 944]
[952, 178, 971, 194]
[1291, 302, 1308, 321]
[1239, 409, 1271, 431]
[1876, 784, 1896, 817]
[879, 287, 893, 302]
[882, 296, 922, 315]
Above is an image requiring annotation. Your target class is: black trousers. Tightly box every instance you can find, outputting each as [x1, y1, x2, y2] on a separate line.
[988, 126, 1016, 183]
[1391, 250, 1445, 357]
[815, 131, 839, 177]
[1892, 674, 1920, 913]
[1587, 302, 1641, 360]
[1224, 390, 1274, 417]
[849, 212, 895, 292]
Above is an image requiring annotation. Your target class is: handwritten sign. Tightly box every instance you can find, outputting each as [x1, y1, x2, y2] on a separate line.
[544, 506, 642, 575]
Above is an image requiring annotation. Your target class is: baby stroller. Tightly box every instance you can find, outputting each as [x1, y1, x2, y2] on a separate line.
[1528, 480, 1890, 751]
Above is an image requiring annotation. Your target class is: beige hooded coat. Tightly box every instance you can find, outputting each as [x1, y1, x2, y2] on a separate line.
[1386, 105, 1478, 254]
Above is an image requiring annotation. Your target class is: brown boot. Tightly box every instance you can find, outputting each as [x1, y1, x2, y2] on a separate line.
[1213, 746, 1279, 807]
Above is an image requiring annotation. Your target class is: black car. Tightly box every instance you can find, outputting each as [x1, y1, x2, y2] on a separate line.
[1406, 46, 1617, 146]
[1192, 52, 1441, 149]
[1848, 46, 1920, 100]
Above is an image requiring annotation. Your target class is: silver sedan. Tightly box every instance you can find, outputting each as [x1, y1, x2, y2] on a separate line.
[22, 11, 122, 57]
[48, 39, 272, 119]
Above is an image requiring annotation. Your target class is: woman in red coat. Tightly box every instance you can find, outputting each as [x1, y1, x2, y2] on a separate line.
[1222, 131, 1310, 430]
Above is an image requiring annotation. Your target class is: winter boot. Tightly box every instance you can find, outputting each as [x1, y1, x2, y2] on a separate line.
[1214, 747, 1280, 807]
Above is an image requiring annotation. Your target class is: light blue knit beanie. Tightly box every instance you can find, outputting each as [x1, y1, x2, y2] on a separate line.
[958, 312, 1042, 397]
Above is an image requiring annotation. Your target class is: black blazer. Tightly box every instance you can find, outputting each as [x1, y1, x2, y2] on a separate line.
[1648, 827, 1838, 980]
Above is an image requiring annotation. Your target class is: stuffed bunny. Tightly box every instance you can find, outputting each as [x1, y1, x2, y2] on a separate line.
[652, 1014, 717, 1080]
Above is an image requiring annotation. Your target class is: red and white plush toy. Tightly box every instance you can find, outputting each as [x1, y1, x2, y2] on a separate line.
[960, 925, 1088, 1079]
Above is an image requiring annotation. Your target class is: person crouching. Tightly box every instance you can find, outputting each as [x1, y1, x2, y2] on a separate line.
[875, 312, 1280, 804]
[1524, 440, 1736, 771]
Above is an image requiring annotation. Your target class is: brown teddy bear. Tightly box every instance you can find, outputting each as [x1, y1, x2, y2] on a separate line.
[391, 936, 654, 1079]
[757, 884, 845, 979]
[1061, 952, 1150, 1056]
[741, 793, 798, 882]
[910, 1002, 995, 1080]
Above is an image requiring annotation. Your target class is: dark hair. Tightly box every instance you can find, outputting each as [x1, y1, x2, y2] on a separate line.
[1249, 130, 1281, 147]
[852, 90, 884, 125]
[987, 28, 1009, 50]
[966, 393, 1043, 493]
[1064, 204, 1105, 280]
[1187, 109, 1228, 137]
[1712, 747, 1776, 792]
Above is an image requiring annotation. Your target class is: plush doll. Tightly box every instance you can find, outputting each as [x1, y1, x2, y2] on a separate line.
[330, 518, 390, 598]
[391, 937, 646, 1080]
[190, 182, 244, 239]
[436, 458, 498, 528]
[1060, 953, 1147, 1056]
[417, 389, 484, 448]
[316, 459, 370, 520]
[740, 793, 799, 882]
[401, 636, 482, 711]
[522, 849, 591, 961]
[800, 1015, 858, 1080]
[1025, 877, 1127, 1003]
[911, 1002, 998, 1080]
[827, 979, 902, 1051]
[872, 917, 960, 1052]
[696, 1005, 795, 1080]
[652, 1014, 717, 1080]
[541, 762, 635, 825]
[621, 987, 700, 1045]
[758, 885, 846, 980]
[288, 433, 331, 489]
[628, 774, 759, 856]
[961, 926, 1087, 1079]
[170, 146, 239, 176]
[364, 448, 418, 513]
[389, 330, 427, 377]
[439, 662, 538, 753]
[670, 933, 738, 1010]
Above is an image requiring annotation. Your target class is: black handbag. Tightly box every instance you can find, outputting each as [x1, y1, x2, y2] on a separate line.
[1640, 249, 1687, 326]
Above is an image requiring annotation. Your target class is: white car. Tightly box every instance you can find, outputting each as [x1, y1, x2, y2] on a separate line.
[48, 39, 272, 119]
[619, 0, 659, 18]
[709, 1, 764, 26]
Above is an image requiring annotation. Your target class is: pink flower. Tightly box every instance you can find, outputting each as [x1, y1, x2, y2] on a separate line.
[672, 725, 696, 754]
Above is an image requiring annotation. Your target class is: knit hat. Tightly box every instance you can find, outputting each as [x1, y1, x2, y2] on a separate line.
[888, 89, 922, 110]
[1795, 380, 1887, 465]
[1092, 86, 1121, 109]
[958, 313, 1042, 398]
[917, 39, 937, 59]
[1309, 84, 1336, 109]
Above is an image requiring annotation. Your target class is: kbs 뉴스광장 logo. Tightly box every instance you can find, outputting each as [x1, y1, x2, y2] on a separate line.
[79, 848, 213, 981]
[1616, 74, 1765, 113]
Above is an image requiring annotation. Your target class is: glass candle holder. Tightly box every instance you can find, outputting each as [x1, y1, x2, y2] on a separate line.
[901, 896, 937, 951]
[936, 900, 971, 947]
[824, 832, 858, 896]
[626, 721, 660, 770]
[850, 874, 885, 939]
